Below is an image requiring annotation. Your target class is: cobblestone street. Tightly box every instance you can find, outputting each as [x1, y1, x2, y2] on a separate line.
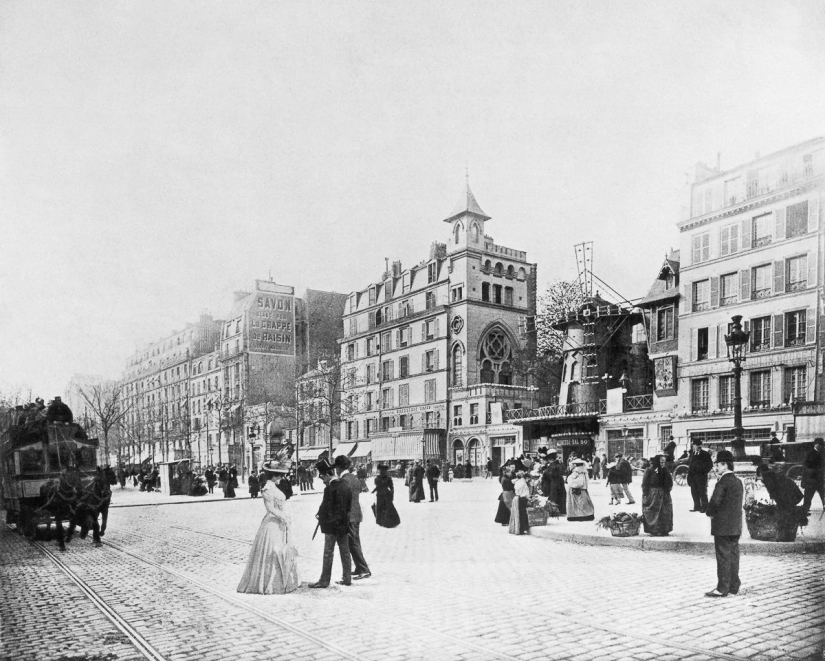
[2, 479, 823, 661]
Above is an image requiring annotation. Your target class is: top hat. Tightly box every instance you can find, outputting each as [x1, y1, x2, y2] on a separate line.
[316, 458, 335, 475]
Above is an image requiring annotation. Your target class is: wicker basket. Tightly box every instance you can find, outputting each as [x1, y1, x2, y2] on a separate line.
[609, 518, 642, 537]
[527, 507, 549, 527]
[746, 510, 797, 542]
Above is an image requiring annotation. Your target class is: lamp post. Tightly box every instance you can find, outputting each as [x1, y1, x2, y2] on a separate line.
[724, 315, 750, 460]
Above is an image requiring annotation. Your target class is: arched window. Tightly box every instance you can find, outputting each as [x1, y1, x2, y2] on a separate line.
[454, 222, 462, 244]
[484, 259, 492, 272]
[375, 309, 383, 326]
[570, 360, 578, 382]
[518, 267, 526, 280]
[452, 345, 464, 387]
[470, 223, 479, 242]
[480, 359, 495, 383]
[494, 262, 503, 275]
[479, 329, 514, 384]
[499, 361, 512, 385]
[507, 265, 515, 278]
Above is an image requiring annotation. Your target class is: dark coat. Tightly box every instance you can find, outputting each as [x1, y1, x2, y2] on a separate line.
[706, 472, 744, 537]
[801, 447, 824, 490]
[317, 478, 352, 536]
[761, 469, 802, 510]
[688, 449, 713, 479]
[616, 458, 633, 484]
[340, 472, 363, 522]
[276, 477, 293, 500]
[425, 464, 441, 481]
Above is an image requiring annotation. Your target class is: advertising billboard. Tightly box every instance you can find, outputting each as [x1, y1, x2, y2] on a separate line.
[247, 282, 295, 355]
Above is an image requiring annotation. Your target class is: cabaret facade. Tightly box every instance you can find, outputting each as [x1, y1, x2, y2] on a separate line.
[339, 184, 537, 473]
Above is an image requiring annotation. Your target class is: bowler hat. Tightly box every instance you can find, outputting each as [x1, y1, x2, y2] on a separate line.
[715, 450, 734, 464]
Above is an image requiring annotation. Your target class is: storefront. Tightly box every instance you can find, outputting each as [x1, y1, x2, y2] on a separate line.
[373, 430, 446, 464]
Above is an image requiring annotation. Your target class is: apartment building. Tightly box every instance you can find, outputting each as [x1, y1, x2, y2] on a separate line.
[672, 137, 824, 447]
[340, 183, 537, 472]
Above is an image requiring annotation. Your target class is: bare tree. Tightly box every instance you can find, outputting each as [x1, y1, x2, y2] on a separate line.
[301, 353, 356, 458]
[77, 381, 132, 465]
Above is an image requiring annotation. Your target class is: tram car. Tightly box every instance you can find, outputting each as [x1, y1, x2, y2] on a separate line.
[1, 399, 98, 537]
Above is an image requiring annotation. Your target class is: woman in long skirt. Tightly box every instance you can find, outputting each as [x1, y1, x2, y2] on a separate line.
[372, 465, 400, 528]
[508, 471, 531, 535]
[237, 460, 300, 594]
[642, 453, 673, 536]
[495, 468, 516, 525]
[409, 461, 425, 502]
[566, 459, 595, 521]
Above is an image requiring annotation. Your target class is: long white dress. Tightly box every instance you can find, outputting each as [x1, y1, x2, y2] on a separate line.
[237, 481, 300, 594]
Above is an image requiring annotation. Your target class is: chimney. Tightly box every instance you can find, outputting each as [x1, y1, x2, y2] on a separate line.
[392, 260, 402, 278]
[430, 242, 447, 260]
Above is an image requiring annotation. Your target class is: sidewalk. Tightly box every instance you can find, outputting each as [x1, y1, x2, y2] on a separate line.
[108, 482, 323, 508]
[528, 476, 825, 555]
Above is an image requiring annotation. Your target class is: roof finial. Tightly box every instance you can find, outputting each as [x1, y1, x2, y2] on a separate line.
[465, 161, 469, 185]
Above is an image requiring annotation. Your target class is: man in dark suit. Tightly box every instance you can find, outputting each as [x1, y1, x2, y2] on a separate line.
[687, 440, 714, 512]
[615, 452, 635, 505]
[705, 450, 744, 597]
[801, 438, 825, 515]
[310, 459, 353, 588]
[426, 460, 441, 502]
[335, 455, 372, 580]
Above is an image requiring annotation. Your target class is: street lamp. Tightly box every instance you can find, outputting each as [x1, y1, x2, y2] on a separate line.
[724, 315, 750, 459]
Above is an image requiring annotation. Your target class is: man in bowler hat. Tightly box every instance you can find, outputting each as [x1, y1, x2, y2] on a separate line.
[688, 439, 714, 512]
[335, 455, 372, 580]
[310, 458, 353, 588]
[705, 450, 744, 597]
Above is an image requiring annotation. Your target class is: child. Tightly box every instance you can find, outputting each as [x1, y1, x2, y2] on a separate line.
[606, 461, 624, 505]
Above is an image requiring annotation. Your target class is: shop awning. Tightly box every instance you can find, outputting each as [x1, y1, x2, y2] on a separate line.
[350, 441, 371, 458]
[332, 442, 358, 458]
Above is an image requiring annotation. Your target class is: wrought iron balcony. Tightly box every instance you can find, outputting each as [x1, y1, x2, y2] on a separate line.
[505, 401, 601, 422]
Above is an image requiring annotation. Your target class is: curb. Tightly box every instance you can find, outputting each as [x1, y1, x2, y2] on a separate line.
[529, 526, 825, 555]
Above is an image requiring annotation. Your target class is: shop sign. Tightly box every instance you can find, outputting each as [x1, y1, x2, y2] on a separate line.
[492, 436, 516, 446]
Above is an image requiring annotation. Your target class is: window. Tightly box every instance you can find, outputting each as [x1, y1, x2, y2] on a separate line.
[724, 176, 740, 205]
[470, 403, 479, 425]
[493, 284, 502, 304]
[451, 285, 464, 302]
[425, 320, 435, 339]
[424, 379, 436, 403]
[494, 262, 503, 276]
[751, 316, 771, 352]
[453, 405, 462, 426]
[692, 232, 710, 264]
[381, 416, 392, 432]
[366, 337, 375, 356]
[346, 344, 355, 361]
[365, 391, 374, 411]
[752, 213, 772, 248]
[399, 384, 409, 407]
[428, 262, 437, 283]
[399, 326, 410, 347]
[504, 287, 513, 306]
[366, 418, 376, 435]
[399, 300, 412, 318]
[720, 273, 737, 306]
[746, 169, 759, 198]
[720, 223, 740, 256]
[786, 310, 806, 346]
[785, 366, 807, 403]
[719, 375, 734, 410]
[425, 350, 436, 372]
[803, 153, 813, 177]
[399, 414, 410, 430]
[750, 370, 771, 407]
[425, 292, 436, 310]
[381, 360, 393, 381]
[786, 201, 808, 238]
[692, 378, 709, 412]
[399, 356, 409, 378]
[347, 421, 357, 440]
[479, 330, 513, 384]
[482, 282, 490, 302]
[369, 286, 376, 305]
[656, 306, 674, 341]
[366, 364, 376, 383]
[470, 223, 479, 242]
[382, 388, 393, 409]
[454, 223, 461, 244]
[381, 332, 391, 353]
[692, 280, 710, 312]
[786, 255, 807, 291]
[697, 327, 709, 361]
[752, 264, 772, 299]
[480, 359, 494, 383]
[451, 345, 463, 387]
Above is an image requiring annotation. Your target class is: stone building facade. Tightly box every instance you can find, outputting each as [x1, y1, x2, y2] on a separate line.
[339, 184, 537, 473]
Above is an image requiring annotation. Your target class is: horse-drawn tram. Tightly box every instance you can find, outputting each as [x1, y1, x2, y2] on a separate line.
[1, 398, 98, 538]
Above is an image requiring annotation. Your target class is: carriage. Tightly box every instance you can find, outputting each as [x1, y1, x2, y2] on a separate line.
[1, 404, 98, 538]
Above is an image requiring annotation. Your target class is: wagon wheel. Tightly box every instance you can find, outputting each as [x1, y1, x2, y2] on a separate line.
[673, 464, 689, 486]
[786, 465, 804, 488]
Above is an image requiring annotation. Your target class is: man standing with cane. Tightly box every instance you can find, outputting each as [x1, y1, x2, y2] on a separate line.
[309, 459, 353, 588]
[336, 455, 372, 581]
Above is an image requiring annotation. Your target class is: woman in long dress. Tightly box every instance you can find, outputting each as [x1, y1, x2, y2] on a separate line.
[237, 460, 300, 595]
[566, 459, 595, 521]
[372, 464, 401, 528]
[409, 461, 425, 502]
[495, 467, 515, 525]
[642, 453, 673, 536]
[508, 470, 531, 535]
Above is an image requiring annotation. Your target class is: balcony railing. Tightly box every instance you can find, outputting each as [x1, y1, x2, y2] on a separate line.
[624, 394, 653, 411]
[505, 401, 601, 422]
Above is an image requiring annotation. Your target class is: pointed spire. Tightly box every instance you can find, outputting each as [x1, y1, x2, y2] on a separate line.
[443, 175, 490, 223]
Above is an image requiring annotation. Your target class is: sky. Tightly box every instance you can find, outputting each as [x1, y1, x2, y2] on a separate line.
[1, 0, 824, 397]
